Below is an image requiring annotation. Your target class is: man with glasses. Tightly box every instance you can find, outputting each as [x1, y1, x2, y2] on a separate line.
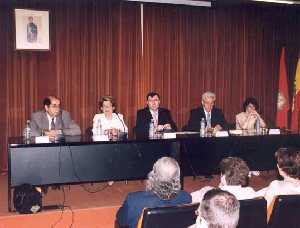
[30, 96, 81, 139]
[186, 91, 227, 132]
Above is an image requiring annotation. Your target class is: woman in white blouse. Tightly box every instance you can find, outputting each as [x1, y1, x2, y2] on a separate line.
[92, 96, 128, 136]
[236, 97, 266, 130]
[261, 148, 300, 208]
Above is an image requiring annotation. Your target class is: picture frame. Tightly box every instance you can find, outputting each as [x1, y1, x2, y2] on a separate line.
[14, 9, 50, 51]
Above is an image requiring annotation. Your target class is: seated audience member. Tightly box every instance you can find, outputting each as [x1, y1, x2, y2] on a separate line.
[135, 92, 177, 139]
[116, 157, 191, 228]
[92, 96, 128, 137]
[236, 97, 266, 130]
[186, 91, 227, 132]
[30, 96, 81, 139]
[191, 157, 257, 203]
[262, 148, 300, 208]
[190, 188, 240, 228]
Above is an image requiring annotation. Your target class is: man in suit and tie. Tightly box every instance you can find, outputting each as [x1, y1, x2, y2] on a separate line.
[135, 92, 177, 139]
[30, 96, 81, 139]
[186, 91, 227, 132]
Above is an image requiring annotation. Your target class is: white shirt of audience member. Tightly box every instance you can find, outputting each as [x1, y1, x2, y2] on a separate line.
[257, 165, 300, 208]
[191, 175, 257, 203]
[189, 216, 209, 228]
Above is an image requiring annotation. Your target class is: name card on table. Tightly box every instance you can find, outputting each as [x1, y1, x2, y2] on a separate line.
[35, 136, 50, 143]
[229, 129, 243, 135]
[269, 129, 281, 135]
[163, 132, 177, 139]
[92, 135, 109, 141]
[215, 131, 229, 137]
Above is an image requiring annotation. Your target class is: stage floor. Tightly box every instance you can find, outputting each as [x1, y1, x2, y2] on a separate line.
[0, 171, 277, 227]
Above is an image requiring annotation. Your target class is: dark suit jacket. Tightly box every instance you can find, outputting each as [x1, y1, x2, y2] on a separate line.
[116, 190, 191, 228]
[185, 106, 227, 131]
[135, 107, 177, 139]
[30, 110, 81, 136]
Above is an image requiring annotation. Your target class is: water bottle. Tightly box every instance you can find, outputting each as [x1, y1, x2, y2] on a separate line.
[200, 118, 205, 137]
[149, 119, 155, 139]
[96, 119, 103, 135]
[255, 118, 261, 135]
[23, 120, 32, 141]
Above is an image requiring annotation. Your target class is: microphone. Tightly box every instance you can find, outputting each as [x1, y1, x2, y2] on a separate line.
[115, 112, 126, 133]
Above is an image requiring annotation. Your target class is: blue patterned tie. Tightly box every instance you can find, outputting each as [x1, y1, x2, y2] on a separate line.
[206, 113, 211, 128]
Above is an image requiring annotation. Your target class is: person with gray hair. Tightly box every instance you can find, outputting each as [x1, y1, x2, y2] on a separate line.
[190, 188, 240, 228]
[116, 157, 191, 228]
[186, 91, 227, 132]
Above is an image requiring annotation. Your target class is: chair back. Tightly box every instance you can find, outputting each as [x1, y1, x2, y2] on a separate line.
[237, 198, 267, 228]
[268, 194, 300, 228]
[141, 203, 199, 228]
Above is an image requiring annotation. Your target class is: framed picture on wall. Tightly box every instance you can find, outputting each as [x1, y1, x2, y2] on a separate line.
[14, 9, 50, 51]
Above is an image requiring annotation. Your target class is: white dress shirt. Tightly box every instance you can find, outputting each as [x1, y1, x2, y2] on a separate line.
[191, 185, 257, 203]
[46, 114, 56, 130]
[203, 110, 211, 128]
[150, 110, 159, 126]
[262, 180, 300, 207]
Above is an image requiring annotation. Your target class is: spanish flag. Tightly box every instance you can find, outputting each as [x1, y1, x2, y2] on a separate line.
[291, 55, 300, 131]
[276, 48, 289, 129]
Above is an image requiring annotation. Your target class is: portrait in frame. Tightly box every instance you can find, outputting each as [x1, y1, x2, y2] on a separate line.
[15, 9, 50, 51]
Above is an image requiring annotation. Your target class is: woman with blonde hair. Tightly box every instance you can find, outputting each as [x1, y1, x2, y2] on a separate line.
[92, 96, 128, 137]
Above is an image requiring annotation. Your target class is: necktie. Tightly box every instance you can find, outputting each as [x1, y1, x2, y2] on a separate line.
[206, 113, 211, 128]
[51, 118, 55, 130]
[153, 112, 158, 127]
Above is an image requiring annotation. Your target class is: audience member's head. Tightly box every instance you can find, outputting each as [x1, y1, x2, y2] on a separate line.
[199, 188, 240, 228]
[146, 157, 181, 200]
[202, 91, 216, 113]
[43, 96, 61, 118]
[219, 157, 250, 187]
[275, 147, 300, 180]
[146, 92, 160, 112]
[242, 97, 259, 113]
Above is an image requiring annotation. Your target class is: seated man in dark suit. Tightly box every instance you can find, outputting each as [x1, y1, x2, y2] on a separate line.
[116, 157, 192, 228]
[135, 92, 177, 139]
[186, 91, 227, 132]
[30, 96, 81, 140]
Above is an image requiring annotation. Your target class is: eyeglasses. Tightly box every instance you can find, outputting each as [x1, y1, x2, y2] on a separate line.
[49, 104, 60, 109]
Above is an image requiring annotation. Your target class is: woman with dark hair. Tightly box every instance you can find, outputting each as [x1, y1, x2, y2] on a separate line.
[92, 96, 128, 136]
[262, 148, 300, 207]
[236, 97, 266, 130]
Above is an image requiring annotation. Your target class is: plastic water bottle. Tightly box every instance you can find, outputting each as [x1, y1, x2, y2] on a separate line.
[149, 119, 155, 139]
[200, 118, 205, 137]
[255, 118, 261, 135]
[96, 119, 103, 135]
[23, 120, 32, 141]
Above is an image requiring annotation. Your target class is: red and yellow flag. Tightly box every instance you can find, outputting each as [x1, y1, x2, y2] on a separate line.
[291, 56, 300, 131]
[276, 48, 289, 129]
